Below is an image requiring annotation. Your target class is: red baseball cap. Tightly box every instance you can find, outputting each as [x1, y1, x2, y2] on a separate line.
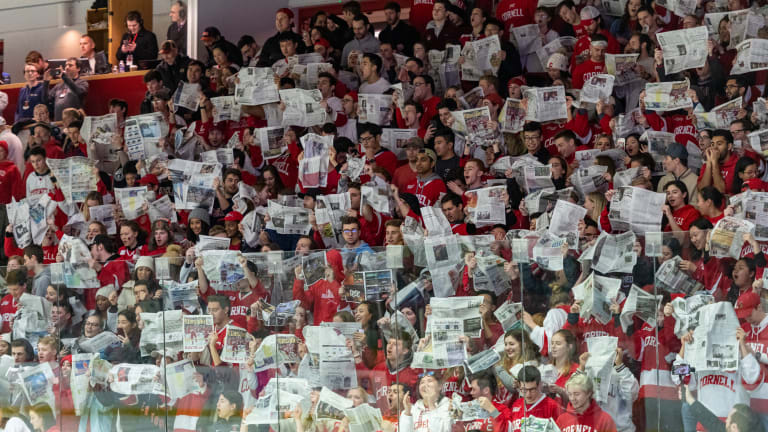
[277, 8, 294, 20]
[223, 211, 244, 222]
[347, 91, 359, 103]
[314, 38, 331, 49]
[735, 291, 761, 319]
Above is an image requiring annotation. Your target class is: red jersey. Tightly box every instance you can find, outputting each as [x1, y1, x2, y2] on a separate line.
[117, 244, 141, 262]
[403, 174, 446, 206]
[664, 204, 700, 232]
[741, 316, 768, 413]
[556, 400, 617, 432]
[563, 315, 624, 355]
[392, 164, 417, 192]
[370, 362, 421, 405]
[542, 121, 567, 156]
[631, 317, 680, 400]
[697, 152, 739, 195]
[207, 283, 269, 332]
[371, 149, 398, 177]
[292, 278, 347, 325]
[138, 244, 168, 257]
[571, 60, 606, 89]
[0, 294, 17, 334]
[409, 0, 435, 32]
[442, 375, 470, 401]
[268, 141, 301, 190]
[460, 400, 513, 432]
[496, 0, 537, 33]
[510, 395, 563, 432]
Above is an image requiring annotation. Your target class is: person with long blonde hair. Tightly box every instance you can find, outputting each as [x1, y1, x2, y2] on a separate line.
[494, 329, 541, 396]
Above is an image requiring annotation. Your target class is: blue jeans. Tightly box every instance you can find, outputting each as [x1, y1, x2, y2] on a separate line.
[681, 400, 698, 432]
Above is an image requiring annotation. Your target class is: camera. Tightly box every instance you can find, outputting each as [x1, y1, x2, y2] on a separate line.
[673, 363, 694, 377]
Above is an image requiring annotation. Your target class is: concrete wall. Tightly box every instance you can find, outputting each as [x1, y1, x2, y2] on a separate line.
[0, 0, 171, 82]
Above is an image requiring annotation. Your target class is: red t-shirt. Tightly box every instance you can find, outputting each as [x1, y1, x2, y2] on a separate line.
[697, 152, 739, 195]
[510, 395, 563, 432]
[403, 175, 447, 207]
[0, 294, 17, 334]
[496, 0, 537, 33]
[571, 60, 606, 89]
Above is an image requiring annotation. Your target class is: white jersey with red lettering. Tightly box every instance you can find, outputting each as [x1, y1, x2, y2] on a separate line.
[598, 365, 640, 432]
[691, 370, 749, 423]
[740, 315, 768, 413]
[398, 397, 453, 432]
[25, 171, 54, 199]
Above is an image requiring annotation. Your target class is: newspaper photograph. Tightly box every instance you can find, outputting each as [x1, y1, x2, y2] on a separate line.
[580, 74, 616, 104]
[424, 234, 463, 270]
[316, 387, 354, 421]
[357, 93, 393, 126]
[302, 251, 327, 287]
[461, 35, 502, 80]
[657, 26, 709, 73]
[292, 62, 334, 90]
[643, 80, 693, 112]
[47, 156, 99, 202]
[609, 186, 666, 233]
[70, 353, 93, 415]
[221, 325, 250, 364]
[280, 88, 327, 127]
[139, 309, 183, 356]
[500, 98, 526, 133]
[570, 164, 609, 194]
[380, 128, 418, 160]
[210, 95, 242, 123]
[684, 301, 740, 372]
[182, 314, 214, 352]
[709, 216, 755, 258]
[172, 81, 201, 111]
[524, 86, 568, 123]
[342, 269, 393, 303]
[427, 44, 461, 92]
[731, 38, 768, 75]
[235, 67, 280, 105]
[754, 98, 768, 129]
[20, 362, 55, 409]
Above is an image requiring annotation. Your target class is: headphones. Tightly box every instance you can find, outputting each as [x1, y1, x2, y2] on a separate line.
[177, 1, 187, 20]
[126, 10, 144, 27]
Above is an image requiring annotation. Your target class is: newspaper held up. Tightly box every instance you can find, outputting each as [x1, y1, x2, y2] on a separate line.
[280, 88, 327, 127]
[643, 80, 693, 112]
[235, 67, 280, 105]
[683, 301, 740, 372]
[708, 216, 755, 258]
[524, 86, 568, 123]
[656, 26, 709, 74]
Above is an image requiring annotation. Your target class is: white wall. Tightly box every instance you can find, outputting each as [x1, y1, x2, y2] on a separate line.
[0, 0, 171, 82]
[195, 0, 292, 64]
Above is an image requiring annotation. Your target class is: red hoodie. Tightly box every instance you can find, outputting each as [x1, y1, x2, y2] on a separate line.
[0, 160, 23, 204]
[556, 400, 617, 432]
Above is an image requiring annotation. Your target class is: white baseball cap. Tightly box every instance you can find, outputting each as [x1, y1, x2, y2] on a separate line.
[547, 53, 569, 72]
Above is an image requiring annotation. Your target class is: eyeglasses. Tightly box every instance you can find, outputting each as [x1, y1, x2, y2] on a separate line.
[520, 386, 539, 393]
[413, 81, 426, 87]
[419, 370, 436, 378]
[359, 135, 375, 143]
[343, 229, 358, 234]
[523, 136, 540, 141]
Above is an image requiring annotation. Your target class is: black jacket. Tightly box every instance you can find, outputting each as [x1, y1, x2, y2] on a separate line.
[156, 55, 190, 93]
[378, 20, 421, 56]
[167, 21, 187, 55]
[116, 28, 159, 63]
[256, 31, 305, 67]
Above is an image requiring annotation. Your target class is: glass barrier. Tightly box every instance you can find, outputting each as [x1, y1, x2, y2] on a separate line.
[0, 227, 753, 432]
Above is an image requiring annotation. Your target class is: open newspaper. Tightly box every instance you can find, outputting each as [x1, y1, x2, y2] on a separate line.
[47, 157, 99, 202]
[82, 113, 119, 163]
[572, 272, 621, 324]
[108, 363, 162, 395]
[279, 88, 326, 127]
[123, 112, 168, 160]
[591, 231, 637, 274]
[427, 44, 461, 93]
[430, 296, 484, 337]
[605, 54, 641, 86]
[657, 26, 709, 73]
[500, 98, 526, 133]
[357, 93, 393, 126]
[549, 199, 587, 248]
[292, 62, 334, 90]
[380, 128, 418, 160]
[182, 315, 214, 352]
[451, 106, 501, 148]
[138, 310, 183, 357]
[683, 301, 740, 372]
[731, 38, 768, 75]
[267, 200, 312, 235]
[571, 165, 609, 195]
[580, 74, 615, 104]
[235, 67, 280, 105]
[494, 301, 523, 332]
[656, 255, 704, 295]
[511, 24, 543, 56]
[709, 216, 754, 258]
[754, 98, 768, 129]
[465, 185, 507, 227]
[620, 285, 662, 332]
[608, 186, 666, 233]
[749, 129, 768, 158]
[586, 336, 618, 403]
[671, 293, 715, 337]
[705, 10, 764, 49]
[536, 37, 577, 69]
[524, 86, 568, 122]
[695, 98, 743, 130]
[210, 95, 241, 123]
[643, 80, 693, 112]
[461, 35, 502, 80]
[172, 81, 201, 111]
